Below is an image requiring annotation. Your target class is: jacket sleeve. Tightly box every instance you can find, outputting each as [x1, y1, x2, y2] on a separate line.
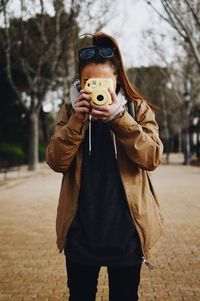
[109, 100, 163, 171]
[46, 103, 89, 173]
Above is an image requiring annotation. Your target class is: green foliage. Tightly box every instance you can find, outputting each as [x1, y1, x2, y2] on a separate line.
[0, 69, 29, 159]
[39, 143, 46, 162]
[0, 143, 25, 166]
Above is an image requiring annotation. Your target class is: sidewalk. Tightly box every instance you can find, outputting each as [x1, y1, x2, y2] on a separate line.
[0, 161, 199, 301]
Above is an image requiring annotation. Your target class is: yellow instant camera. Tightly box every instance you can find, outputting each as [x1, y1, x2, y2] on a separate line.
[84, 78, 113, 105]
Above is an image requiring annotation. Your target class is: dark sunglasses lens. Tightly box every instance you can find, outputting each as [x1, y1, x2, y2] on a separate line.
[99, 47, 115, 58]
[79, 48, 95, 59]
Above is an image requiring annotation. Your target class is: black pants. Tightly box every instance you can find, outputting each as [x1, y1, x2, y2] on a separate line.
[66, 259, 142, 301]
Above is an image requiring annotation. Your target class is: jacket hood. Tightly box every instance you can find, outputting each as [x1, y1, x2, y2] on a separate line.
[69, 80, 127, 113]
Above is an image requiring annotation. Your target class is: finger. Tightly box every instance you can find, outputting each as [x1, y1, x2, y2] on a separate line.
[108, 87, 118, 103]
[78, 95, 92, 104]
[78, 93, 92, 101]
[75, 107, 90, 113]
[80, 88, 93, 94]
[90, 102, 109, 111]
[91, 109, 109, 118]
[75, 100, 91, 108]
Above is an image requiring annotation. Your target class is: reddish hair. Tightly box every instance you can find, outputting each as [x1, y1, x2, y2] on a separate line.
[78, 32, 156, 111]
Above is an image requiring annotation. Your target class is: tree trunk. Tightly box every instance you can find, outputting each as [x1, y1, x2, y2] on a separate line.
[161, 94, 170, 164]
[28, 110, 39, 171]
[178, 129, 182, 153]
[183, 102, 191, 165]
[40, 107, 49, 144]
[65, 22, 77, 96]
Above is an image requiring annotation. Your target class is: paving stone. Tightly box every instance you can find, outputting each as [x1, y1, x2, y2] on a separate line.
[0, 162, 200, 300]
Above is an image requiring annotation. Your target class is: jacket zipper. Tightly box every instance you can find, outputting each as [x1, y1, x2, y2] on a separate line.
[117, 167, 155, 270]
[142, 256, 154, 270]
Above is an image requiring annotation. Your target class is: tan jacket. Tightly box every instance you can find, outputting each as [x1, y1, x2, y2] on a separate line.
[46, 99, 164, 259]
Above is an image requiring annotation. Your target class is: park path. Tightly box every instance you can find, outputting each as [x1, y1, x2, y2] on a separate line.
[0, 160, 200, 301]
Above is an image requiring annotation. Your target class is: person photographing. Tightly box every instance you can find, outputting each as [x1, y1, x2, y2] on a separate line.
[46, 32, 164, 301]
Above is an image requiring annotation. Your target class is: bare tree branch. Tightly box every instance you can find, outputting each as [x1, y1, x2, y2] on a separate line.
[145, 0, 187, 40]
[2, 1, 23, 102]
[1, 0, 115, 169]
[33, 0, 48, 46]
[50, 0, 63, 76]
[184, 0, 200, 30]
[0, 0, 9, 13]
[145, 0, 200, 71]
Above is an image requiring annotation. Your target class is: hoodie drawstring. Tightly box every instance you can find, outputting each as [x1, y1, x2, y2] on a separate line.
[89, 115, 92, 156]
[88, 117, 118, 159]
[112, 131, 118, 159]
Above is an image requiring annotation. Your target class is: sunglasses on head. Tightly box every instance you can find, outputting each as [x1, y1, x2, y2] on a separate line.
[79, 46, 115, 60]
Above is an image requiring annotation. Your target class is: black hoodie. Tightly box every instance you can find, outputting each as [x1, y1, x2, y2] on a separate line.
[64, 118, 142, 266]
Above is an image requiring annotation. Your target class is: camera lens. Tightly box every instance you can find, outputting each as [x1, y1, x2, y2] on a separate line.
[97, 95, 104, 101]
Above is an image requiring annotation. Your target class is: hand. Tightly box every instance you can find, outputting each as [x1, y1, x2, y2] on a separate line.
[90, 87, 121, 122]
[74, 88, 92, 121]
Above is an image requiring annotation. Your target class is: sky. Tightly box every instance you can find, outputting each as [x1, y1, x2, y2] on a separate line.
[105, 0, 161, 66]
[1, 0, 176, 68]
[1, 0, 180, 113]
[78, 0, 175, 67]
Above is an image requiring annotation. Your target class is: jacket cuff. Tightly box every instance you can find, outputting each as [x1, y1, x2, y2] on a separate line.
[66, 113, 88, 135]
[109, 110, 138, 136]
[104, 105, 125, 123]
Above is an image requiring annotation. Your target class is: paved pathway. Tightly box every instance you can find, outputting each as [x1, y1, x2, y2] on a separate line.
[0, 161, 200, 301]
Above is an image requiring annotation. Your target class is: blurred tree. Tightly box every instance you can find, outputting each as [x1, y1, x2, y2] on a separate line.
[144, 0, 200, 164]
[127, 65, 183, 162]
[0, 0, 8, 12]
[0, 62, 29, 166]
[0, 0, 114, 170]
[145, 0, 200, 71]
[0, 66, 28, 152]
[1, 1, 68, 170]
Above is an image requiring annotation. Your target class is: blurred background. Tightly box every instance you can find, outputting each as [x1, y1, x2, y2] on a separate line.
[0, 0, 200, 171]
